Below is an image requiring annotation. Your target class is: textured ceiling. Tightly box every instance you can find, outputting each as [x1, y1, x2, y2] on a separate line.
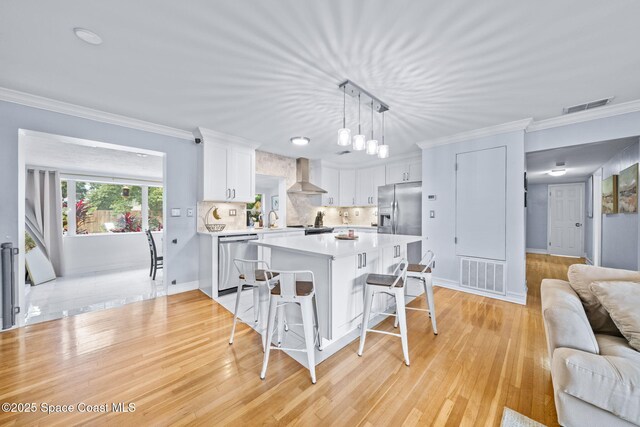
[2, 1, 640, 165]
[526, 137, 638, 184]
[24, 134, 164, 181]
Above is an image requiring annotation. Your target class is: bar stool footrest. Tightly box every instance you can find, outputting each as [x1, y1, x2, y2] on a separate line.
[366, 328, 402, 338]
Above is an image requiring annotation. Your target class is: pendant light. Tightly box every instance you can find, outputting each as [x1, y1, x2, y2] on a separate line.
[352, 94, 366, 151]
[377, 111, 389, 159]
[337, 85, 351, 146]
[366, 100, 379, 155]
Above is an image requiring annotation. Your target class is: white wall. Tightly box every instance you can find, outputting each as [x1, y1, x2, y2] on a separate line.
[600, 141, 639, 270]
[422, 130, 527, 304]
[63, 232, 162, 276]
[526, 184, 548, 252]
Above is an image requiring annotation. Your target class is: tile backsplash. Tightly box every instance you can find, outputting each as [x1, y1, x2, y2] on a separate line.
[197, 201, 247, 232]
[311, 206, 378, 227]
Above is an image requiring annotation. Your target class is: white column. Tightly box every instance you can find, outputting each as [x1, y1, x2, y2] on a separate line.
[67, 180, 76, 236]
[141, 185, 149, 231]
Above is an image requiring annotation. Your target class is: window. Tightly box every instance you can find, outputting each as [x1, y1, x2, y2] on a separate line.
[62, 178, 163, 235]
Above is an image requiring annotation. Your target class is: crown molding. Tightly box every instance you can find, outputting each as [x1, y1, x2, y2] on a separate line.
[526, 98, 640, 132]
[417, 118, 533, 149]
[194, 127, 261, 149]
[0, 87, 193, 140]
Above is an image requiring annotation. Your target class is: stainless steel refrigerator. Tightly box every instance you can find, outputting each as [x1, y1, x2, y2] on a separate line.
[378, 181, 422, 263]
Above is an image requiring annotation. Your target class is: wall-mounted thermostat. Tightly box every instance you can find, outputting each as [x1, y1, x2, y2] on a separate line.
[171, 208, 181, 217]
[427, 195, 437, 201]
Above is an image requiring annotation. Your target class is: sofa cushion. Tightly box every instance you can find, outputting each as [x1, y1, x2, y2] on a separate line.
[591, 281, 640, 352]
[567, 264, 640, 335]
[553, 344, 640, 425]
[541, 279, 599, 358]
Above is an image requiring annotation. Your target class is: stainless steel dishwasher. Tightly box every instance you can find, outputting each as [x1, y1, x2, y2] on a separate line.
[218, 234, 259, 294]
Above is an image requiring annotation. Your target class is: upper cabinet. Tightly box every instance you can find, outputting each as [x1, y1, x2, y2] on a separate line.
[386, 159, 422, 184]
[320, 166, 340, 206]
[356, 165, 385, 206]
[339, 169, 356, 206]
[196, 127, 257, 203]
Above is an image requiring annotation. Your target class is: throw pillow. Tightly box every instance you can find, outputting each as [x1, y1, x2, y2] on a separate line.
[590, 281, 640, 352]
[568, 264, 640, 335]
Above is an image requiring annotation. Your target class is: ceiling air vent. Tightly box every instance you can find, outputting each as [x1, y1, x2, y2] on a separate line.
[336, 150, 351, 156]
[563, 97, 614, 114]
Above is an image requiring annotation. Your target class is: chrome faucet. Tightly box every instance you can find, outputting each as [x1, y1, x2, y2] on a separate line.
[268, 210, 279, 228]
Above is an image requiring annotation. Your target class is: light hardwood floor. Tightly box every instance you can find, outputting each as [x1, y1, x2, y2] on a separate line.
[0, 254, 580, 426]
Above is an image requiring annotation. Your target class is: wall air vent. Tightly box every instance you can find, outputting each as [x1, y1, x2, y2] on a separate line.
[563, 97, 614, 114]
[460, 257, 506, 295]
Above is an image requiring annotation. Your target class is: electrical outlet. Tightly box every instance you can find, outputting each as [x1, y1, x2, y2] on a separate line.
[171, 208, 181, 217]
[229, 209, 237, 216]
[171, 280, 177, 285]
[355, 210, 359, 216]
[430, 210, 435, 218]
[186, 208, 194, 217]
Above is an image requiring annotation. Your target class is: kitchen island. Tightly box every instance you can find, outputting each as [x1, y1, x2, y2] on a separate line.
[251, 232, 423, 366]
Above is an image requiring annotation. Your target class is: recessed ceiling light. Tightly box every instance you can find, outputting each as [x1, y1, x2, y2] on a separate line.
[548, 169, 567, 177]
[74, 28, 103, 45]
[290, 136, 310, 146]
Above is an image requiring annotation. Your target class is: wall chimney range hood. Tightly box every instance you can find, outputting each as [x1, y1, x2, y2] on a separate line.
[287, 158, 327, 195]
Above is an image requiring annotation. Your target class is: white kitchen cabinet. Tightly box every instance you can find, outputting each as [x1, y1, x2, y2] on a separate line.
[332, 249, 380, 336]
[320, 166, 340, 206]
[386, 159, 422, 184]
[197, 127, 257, 203]
[356, 165, 385, 206]
[339, 169, 356, 206]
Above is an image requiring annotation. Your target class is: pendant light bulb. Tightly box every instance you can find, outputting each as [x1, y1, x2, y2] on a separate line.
[366, 100, 378, 155]
[353, 93, 365, 151]
[337, 85, 351, 146]
[377, 111, 389, 159]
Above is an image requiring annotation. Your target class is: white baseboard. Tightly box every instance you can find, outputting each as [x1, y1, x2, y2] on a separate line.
[526, 248, 548, 255]
[167, 280, 199, 295]
[433, 277, 527, 306]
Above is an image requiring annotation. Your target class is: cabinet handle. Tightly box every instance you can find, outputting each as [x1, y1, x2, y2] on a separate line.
[232, 189, 236, 199]
[363, 252, 367, 267]
[358, 253, 362, 269]
[227, 188, 231, 199]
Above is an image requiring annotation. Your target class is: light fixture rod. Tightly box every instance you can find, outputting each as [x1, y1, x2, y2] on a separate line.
[338, 79, 390, 113]
[342, 85, 346, 128]
[382, 111, 385, 144]
[370, 100, 374, 139]
[358, 94, 361, 134]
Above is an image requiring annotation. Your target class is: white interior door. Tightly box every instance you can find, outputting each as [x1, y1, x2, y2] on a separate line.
[548, 183, 585, 257]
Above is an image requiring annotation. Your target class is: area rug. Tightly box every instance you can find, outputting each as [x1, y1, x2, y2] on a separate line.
[501, 408, 547, 427]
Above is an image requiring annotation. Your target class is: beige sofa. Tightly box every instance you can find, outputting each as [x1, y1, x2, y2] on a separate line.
[541, 277, 640, 427]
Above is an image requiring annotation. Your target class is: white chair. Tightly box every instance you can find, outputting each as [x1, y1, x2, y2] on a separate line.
[229, 259, 280, 349]
[394, 250, 438, 335]
[358, 259, 411, 366]
[260, 270, 321, 384]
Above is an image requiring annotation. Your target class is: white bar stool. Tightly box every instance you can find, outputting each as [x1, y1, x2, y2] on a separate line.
[358, 259, 411, 366]
[229, 259, 280, 350]
[394, 250, 438, 335]
[260, 270, 321, 384]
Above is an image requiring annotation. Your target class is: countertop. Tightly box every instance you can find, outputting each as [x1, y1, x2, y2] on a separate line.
[250, 233, 422, 258]
[197, 227, 304, 236]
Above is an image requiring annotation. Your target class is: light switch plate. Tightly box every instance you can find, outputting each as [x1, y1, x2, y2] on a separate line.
[229, 209, 237, 216]
[186, 208, 194, 217]
[171, 208, 181, 217]
[430, 210, 435, 218]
